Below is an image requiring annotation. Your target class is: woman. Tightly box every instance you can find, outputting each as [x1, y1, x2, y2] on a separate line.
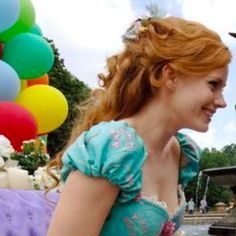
[47, 16, 231, 236]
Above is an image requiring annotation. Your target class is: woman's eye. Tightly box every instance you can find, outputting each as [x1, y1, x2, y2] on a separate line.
[208, 81, 218, 91]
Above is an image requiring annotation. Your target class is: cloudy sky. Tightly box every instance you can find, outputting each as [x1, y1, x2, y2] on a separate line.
[31, 0, 236, 150]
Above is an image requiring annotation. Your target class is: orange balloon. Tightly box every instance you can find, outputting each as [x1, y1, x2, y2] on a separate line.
[27, 74, 49, 87]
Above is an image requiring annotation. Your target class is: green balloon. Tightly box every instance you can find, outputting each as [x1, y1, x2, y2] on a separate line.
[0, 0, 35, 42]
[29, 23, 43, 36]
[3, 33, 54, 79]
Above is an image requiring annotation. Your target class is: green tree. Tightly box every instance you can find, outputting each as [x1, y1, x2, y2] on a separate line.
[185, 147, 234, 207]
[200, 148, 232, 169]
[46, 39, 91, 157]
[221, 144, 236, 165]
[206, 182, 232, 207]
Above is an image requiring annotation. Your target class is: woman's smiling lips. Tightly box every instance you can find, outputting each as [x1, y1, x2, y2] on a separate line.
[202, 108, 215, 121]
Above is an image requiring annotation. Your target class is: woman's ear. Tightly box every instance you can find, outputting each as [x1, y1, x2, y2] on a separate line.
[162, 64, 178, 92]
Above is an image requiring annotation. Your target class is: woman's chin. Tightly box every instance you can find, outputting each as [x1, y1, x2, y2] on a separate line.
[195, 125, 209, 133]
[190, 123, 209, 133]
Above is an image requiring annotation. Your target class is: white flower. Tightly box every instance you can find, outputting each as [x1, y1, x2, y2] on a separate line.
[0, 135, 11, 146]
[22, 139, 35, 144]
[29, 166, 63, 191]
[0, 135, 15, 159]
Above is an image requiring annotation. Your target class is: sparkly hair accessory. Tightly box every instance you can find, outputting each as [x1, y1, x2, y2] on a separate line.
[122, 4, 166, 43]
[122, 18, 149, 42]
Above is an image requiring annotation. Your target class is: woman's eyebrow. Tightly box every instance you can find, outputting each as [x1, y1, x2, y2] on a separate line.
[208, 76, 226, 87]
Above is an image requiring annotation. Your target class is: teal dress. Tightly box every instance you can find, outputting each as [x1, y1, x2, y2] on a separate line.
[61, 121, 201, 236]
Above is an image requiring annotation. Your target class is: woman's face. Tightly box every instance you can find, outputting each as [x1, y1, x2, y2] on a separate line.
[171, 66, 228, 132]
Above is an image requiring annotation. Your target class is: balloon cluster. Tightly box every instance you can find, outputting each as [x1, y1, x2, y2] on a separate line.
[0, 0, 69, 151]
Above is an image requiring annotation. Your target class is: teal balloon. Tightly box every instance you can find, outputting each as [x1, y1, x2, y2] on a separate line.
[0, 0, 20, 33]
[29, 23, 43, 36]
[0, 0, 35, 42]
[0, 60, 20, 101]
[3, 33, 54, 79]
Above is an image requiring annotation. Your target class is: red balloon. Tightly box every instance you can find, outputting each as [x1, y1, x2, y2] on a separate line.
[0, 102, 38, 151]
[0, 43, 3, 58]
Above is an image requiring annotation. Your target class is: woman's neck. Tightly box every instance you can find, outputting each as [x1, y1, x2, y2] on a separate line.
[122, 99, 180, 153]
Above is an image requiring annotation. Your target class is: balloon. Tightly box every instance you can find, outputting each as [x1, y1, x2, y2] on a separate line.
[0, 0, 35, 42]
[0, 102, 38, 151]
[27, 74, 49, 87]
[0, 60, 20, 101]
[16, 85, 68, 135]
[20, 80, 27, 91]
[0, 43, 3, 58]
[29, 23, 43, 36]
[0, 0, 20, 33]
[3, 33, 54, 79]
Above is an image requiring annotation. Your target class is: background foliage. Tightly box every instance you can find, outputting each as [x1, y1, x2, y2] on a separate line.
[185, 144, 236, 207]
[46, 39, 91, 157]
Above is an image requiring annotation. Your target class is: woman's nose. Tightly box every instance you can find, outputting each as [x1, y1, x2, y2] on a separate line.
[215, 93, 227, 108]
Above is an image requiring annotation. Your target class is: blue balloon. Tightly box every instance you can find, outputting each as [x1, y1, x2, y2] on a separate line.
[0, 0, 20, 33]
[0, 60, 20, 101]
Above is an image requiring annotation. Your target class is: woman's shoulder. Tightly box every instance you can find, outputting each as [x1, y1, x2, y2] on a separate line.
[88, 120, 137, 134]
[174, 132, 202, 188]
[63, 120, 147, 169]
[86, 120, 146, 149]
[61, 120, 147, 203]
[175, 132, 202, 160]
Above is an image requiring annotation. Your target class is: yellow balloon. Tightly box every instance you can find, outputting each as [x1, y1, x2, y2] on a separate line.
[16, 85, 68, 135]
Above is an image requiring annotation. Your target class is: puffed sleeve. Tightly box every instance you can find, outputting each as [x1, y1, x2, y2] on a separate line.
[176, 132, 202, 188]
[61, 121, 147, 203]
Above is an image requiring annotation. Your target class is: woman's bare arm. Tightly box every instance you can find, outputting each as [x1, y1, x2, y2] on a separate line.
[47, 170, 119, 236]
